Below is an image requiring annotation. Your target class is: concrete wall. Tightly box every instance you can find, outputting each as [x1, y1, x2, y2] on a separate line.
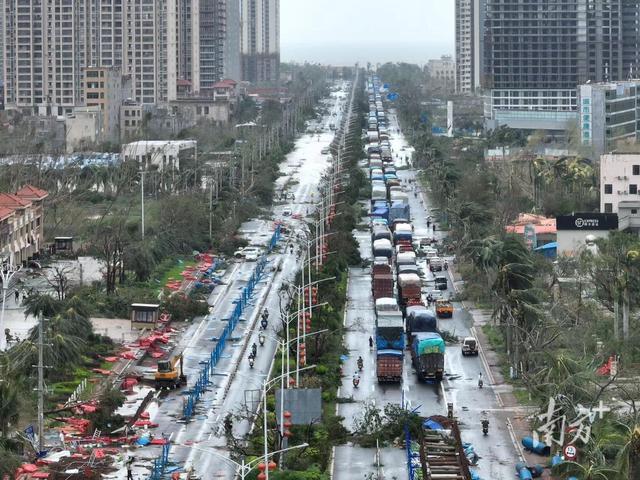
[557, 230, 609, 256]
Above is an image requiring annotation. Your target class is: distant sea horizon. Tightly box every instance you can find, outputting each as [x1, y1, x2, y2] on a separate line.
[281, 41, 454, 67]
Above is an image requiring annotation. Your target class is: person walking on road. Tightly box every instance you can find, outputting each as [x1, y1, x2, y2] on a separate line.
[126, 456, 134, 480]
[14, 290, 19, 304]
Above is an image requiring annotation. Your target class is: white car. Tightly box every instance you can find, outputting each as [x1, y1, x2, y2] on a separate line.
[321, 147, 330, 154]
[242, 247, 262, 261]
[283, 207, 293, 216]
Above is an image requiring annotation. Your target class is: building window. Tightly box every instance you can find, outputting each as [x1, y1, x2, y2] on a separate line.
[632, 209, 638, 214]
[604, 203, 613, 213]
[631, 184, 638, 195]
[634, 165, 640, 175]
[604, 184, 613, 194]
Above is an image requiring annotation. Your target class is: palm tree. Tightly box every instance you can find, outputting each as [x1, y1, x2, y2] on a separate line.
[0, 365, 20, 438]
[553, 460, 619, 479]
[614, 423, 640, 479]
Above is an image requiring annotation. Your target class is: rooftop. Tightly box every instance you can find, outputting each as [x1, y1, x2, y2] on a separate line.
[15, 184, 49, 200]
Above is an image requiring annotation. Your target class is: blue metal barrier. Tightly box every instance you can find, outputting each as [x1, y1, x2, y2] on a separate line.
[404, 424, 421, 480]
[148, 439, 171, 480]
[181, 226, 281, 420]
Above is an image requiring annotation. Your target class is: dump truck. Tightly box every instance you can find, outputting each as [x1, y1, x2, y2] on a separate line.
[419, 415, 472, 480]
[435, 299, 454, 318]
[411, 332, 445, 381]
[155, 353, 187, 389]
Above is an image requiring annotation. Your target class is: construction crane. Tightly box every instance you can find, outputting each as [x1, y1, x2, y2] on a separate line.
[154, 353, 187, 390]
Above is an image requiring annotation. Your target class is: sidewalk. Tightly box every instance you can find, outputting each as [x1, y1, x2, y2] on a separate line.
[448, 261, 540, 467]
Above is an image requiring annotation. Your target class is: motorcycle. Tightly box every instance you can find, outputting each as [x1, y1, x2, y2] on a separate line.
[357, 357, 364, 372]
[248, 355, 255, 369]
[259, 334, 265, 347]
[251, 343, 258, 358]
[260, 318, 268, 330]
[352, 376, 360, 388]
[481, 419, 489, 436]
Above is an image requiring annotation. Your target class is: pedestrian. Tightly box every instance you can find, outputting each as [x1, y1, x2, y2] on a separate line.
[14, 290, 19, 303]
[126, 456, 134, 480]
[433, 224, 436, 233]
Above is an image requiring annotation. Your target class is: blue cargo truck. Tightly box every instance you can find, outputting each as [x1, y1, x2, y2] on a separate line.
[375, 312, 404, 383]
[411, 332, 445, 381]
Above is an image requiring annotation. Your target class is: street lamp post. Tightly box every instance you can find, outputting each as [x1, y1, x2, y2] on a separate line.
[0, 260, 21, 351]
[177, 442, 309, 480]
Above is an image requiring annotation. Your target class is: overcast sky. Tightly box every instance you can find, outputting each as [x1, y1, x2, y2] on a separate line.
[280, 0, 455, 66]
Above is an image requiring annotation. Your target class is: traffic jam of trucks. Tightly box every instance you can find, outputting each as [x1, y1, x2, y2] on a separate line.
[366, 75, 476, 480]
[364, 75, 455, 385]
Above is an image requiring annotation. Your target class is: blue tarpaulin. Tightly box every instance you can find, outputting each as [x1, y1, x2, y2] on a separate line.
[423, 419, 444, 430]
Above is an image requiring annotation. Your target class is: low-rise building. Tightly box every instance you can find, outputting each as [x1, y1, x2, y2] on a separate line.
[426, 55, 455, 91]
[120, 101, 146, 141]
[0, 185, 48, 265]
[65, 106, 103, 153]
[556, 213, 619, 256]
[600, 152, 640, 231]
[121, 140, 197, 172]
[84, 67, 129, 143]
[579, 80, 640, 158]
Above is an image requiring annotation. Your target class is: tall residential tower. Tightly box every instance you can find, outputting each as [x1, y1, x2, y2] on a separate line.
[241, 0, 280, 83]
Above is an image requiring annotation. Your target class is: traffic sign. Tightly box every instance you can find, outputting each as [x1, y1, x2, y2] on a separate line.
[564, 444, 577, 460]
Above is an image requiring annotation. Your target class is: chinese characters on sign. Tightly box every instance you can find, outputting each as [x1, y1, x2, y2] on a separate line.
[533, 397, 611, 447]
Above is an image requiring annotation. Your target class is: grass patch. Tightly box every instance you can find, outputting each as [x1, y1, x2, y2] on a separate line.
[155, 257, 196, 286]
[482, 324, 505, 350]
[513, 388, 534, 405]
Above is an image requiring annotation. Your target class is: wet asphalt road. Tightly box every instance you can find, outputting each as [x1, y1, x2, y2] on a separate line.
[332, 108, 520, 480]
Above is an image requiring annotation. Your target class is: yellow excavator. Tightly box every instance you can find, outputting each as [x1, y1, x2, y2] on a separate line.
[155, 353, 187, 389]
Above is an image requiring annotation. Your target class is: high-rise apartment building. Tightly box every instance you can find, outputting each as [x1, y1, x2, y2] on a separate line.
[455, 0, 484, 93]
[241, 0, 280, 83]
[482, 0, 640, 130]
[176, 0, 241, 94]
[1, 0, 245, 113]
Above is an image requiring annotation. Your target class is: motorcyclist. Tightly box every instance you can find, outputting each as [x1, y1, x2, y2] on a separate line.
[248, 355, 255, 368]
[481, 419, 490, 435]
[352, 372, 360, 388]
[357, 356, 364, 371]
[251, 343, 257, 357]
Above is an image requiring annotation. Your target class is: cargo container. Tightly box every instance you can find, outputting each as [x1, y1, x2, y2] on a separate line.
[372, 238, 393, 259]
[372, 273, 394, 299]
[405, 307, 438, 339]
[371, 225, 392, 242]
[396, 251, 416, 266]
[398, 273, 422, 307]
[372, 259, 392, 276]
[375, 312, 404, 350]
[411, 332, 445, 381]
[389, 202, 410, 224]
[376, 350, 403, 383]
[375, 297, 400, 314]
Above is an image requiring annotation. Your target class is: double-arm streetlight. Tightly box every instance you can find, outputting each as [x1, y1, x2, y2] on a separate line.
[0, 259, 21, 350]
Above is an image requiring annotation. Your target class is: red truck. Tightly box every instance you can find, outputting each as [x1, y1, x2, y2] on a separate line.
[397, 273, 422, 308]
[376, 350, 403, 383]
[372, 273, 394, 299]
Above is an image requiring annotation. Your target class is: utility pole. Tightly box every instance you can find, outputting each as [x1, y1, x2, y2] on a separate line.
[141, 170, 146, 240]
[37, 312, 45, 454]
